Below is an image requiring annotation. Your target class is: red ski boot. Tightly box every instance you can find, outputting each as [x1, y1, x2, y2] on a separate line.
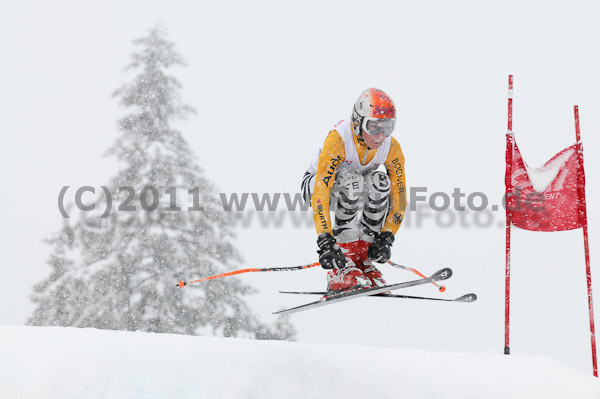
[327, 266, 372, 292]
[346, 239, 389, 291]
[337, 240, 388, 287]
[362, 263, 387, 287]
[326, 241, 372, 292]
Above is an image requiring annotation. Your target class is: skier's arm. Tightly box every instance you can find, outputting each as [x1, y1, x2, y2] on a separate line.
[382, 137, 406, 235]
[311, 130, 346, 236]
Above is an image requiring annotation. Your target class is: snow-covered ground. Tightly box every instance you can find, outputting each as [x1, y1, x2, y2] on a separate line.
[1, 325, 599, 399]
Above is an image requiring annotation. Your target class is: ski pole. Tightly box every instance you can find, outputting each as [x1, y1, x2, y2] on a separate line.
[387, 261, 446, 292]
[177, 262, 321, 288]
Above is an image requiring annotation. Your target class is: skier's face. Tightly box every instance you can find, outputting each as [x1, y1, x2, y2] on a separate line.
[362, 130, 386, 149]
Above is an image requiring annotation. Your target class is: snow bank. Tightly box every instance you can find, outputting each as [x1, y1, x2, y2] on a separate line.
[1, 325, 599, 399]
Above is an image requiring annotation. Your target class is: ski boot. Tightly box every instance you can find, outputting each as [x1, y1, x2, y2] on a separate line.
[325, 240, 372, 292]
[362, 263, 388, 287]
[326, 266, 372, 292]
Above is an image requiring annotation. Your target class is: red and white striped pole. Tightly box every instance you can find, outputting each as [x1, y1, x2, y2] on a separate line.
[504, 75, 514, 355]
[574, 106, 598, 377]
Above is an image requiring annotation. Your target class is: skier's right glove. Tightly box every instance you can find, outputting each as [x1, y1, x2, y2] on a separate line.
[317, 232, 346, 270]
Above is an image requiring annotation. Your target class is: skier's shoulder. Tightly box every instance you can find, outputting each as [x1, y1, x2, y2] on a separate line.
[320, 129, 346, 161]
[388, 135, 402, 150]
[329, 118, 353, 138]
[322, 120, 346, 150]
[386, 136, 405, 163]
[326, 128, 344, 143]
[317, 118, 351, 160]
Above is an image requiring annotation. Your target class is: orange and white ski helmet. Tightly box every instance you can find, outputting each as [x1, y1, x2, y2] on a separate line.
[351, 88, 396, 139]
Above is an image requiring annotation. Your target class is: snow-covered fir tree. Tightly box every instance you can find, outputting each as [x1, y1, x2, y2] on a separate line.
[29, 26, 295, 340]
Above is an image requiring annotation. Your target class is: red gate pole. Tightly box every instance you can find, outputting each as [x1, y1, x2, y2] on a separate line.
[574, 106, 598, 377]
[505, 75, 514, 355]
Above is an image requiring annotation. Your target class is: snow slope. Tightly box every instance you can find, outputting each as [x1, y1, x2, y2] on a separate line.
[1, 326, 599, 399]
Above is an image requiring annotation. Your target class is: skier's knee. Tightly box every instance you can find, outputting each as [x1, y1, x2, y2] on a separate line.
[364, 171, 391, 201]
[334, 170, 365, 203]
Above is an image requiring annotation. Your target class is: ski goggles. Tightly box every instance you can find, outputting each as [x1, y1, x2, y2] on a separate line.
[362, 117, 396, 137]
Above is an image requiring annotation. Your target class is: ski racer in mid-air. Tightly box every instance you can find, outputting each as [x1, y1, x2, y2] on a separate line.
[301, 88, 407, 292]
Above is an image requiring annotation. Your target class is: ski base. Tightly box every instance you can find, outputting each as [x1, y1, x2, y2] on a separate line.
[273, 267, 453, 315]
[280, 291, 477, 303]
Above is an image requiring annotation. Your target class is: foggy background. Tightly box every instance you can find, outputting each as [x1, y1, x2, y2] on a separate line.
[2, 0, 600, 373]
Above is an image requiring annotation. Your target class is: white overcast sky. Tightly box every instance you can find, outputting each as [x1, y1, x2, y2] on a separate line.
[2, 0, 600, 373]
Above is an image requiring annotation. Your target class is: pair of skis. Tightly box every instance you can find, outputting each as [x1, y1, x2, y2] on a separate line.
[177, 263, 477, 315]
[275, 267, 476, 315]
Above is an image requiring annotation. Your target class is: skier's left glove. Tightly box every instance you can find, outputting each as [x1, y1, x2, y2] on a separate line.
[368, 231, 395, 263]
